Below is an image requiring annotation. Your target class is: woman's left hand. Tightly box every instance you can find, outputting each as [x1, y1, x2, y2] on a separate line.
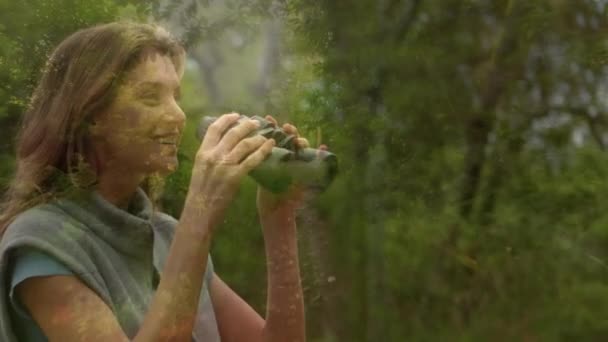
[256, 115, 311, 223]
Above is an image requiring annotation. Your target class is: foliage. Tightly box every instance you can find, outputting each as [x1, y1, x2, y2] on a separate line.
[278, 0, 608, 340]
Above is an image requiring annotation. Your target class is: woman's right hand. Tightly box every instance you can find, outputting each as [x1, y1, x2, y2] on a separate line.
[185, 113, 275, 226]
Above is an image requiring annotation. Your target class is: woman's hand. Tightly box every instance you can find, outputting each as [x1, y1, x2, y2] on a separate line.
[187, 113, 275, 228]
[256, 115, 327, 224]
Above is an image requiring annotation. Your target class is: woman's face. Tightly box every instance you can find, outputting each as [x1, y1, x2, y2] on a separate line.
[90, 52, 186, 177]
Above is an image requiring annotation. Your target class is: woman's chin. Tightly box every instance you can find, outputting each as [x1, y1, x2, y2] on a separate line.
[158, 160, 179, 175]
[144, 157, 179, 176]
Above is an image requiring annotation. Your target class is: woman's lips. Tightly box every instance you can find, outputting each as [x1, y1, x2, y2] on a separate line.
[152, 133, 180, 145]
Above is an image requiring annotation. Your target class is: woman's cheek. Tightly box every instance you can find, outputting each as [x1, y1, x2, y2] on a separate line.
[124, 108, 161, 140]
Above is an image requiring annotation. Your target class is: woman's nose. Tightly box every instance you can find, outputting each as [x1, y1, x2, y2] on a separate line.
[164, 103, 186, 128]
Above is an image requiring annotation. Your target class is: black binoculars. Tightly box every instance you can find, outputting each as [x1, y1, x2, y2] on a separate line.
[196, 115, 338, 193]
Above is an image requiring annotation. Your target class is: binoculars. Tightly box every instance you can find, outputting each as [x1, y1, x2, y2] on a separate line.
[196, 115, 338, 193]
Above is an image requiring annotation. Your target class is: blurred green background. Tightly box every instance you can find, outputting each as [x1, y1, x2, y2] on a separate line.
[3, 0, 608, 341]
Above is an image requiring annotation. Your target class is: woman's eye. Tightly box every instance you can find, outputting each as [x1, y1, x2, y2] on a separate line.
[140, 93, 160, 105]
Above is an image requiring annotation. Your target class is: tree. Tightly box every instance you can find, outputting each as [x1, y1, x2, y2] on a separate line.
[282, 0, 608, 340]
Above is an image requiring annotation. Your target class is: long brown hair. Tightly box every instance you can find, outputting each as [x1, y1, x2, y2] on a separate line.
[0, 21, 185, 236]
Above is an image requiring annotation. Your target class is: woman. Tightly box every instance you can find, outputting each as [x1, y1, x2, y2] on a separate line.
[0, 22, 310, 341]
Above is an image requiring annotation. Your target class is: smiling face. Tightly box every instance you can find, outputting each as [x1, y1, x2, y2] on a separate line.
[89, 51, 186, 178]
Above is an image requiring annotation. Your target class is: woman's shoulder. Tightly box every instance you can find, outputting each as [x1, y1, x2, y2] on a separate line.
[150, 211, 179, 242]
[2, 202, 80, 245]
[151, 211, 178, 229]
[151, 211, 178, 225]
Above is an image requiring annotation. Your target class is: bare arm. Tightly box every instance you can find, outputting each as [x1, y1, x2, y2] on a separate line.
[209, 213, 304, 342]
[260, 204, 306, 342]
[209, 274, 265, 341]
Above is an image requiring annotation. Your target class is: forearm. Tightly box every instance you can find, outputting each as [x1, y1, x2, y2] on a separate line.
[260, 214, 306, 342]
[134, 191, 216, 342]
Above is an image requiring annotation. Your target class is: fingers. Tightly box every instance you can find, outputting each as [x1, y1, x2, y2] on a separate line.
[201, 113, 240, 150]
[209, 114, 311, 162]
[240, 138, 275, 173]
[265, 115, 278, 127]
[226, 135, 269, 163]
[282, 123, 311, 149]
[282, 123, 297, 135]
[296, 137, 310, 148]
[216, 119, 260, 153]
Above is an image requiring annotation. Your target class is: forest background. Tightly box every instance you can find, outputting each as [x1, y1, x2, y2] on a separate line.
[2, 0, 608, 341]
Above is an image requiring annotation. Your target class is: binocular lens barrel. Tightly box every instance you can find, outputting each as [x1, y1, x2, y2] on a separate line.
[196, 115, 338, 193]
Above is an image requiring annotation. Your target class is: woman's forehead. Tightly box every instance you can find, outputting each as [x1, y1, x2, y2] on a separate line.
[125, 53, 180, 87]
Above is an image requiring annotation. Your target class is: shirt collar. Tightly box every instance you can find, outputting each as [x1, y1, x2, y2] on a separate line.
[54, 187, 155, 258]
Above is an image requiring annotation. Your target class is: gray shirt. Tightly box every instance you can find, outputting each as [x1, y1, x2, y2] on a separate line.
[0, 187, 220, 341]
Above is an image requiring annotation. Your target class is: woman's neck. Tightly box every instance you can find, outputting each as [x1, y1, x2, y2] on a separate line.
[95, 168, 145, 210]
